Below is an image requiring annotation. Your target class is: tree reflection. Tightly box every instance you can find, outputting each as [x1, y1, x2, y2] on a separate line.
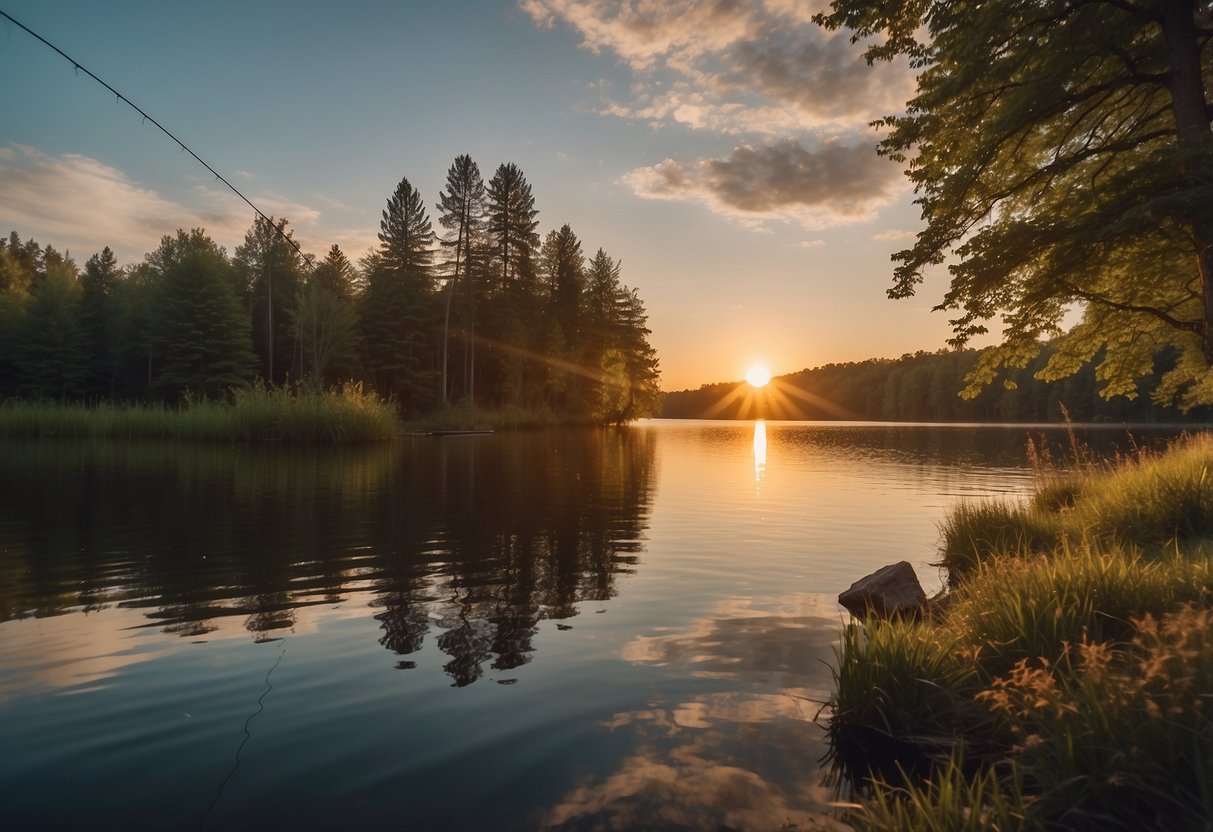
[0, 428, 656, 686]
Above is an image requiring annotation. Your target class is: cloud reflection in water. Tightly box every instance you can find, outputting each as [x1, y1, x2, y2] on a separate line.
[542, 594, 848, 830]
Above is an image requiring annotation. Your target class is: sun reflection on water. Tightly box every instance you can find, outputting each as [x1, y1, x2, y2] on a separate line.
[753, 420, 767, 483]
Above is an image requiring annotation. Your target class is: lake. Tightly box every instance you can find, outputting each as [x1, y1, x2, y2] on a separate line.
[0, 420, 1173, 830]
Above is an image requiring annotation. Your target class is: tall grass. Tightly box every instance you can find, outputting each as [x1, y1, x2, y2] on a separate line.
[833, 432, 1213, 830]
[0, 383, 400, 442]
[940, 433, 1213, 577]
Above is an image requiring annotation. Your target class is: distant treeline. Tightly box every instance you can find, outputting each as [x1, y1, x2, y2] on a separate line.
[662, 347, 1213, 423]
[0, 155, 661, 423]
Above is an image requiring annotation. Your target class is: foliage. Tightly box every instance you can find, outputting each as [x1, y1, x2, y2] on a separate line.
[233, 215, 304, 384]
[291, 244, 360, 389]
[15, 260, 87, 399]
[436, 154, 486, 405]
[148, 229, 257, 398]
[485, 161, 540, 287]
[0, 154, 663, 425]
[832, 434, 1213, 831]
[815, 0, 1213, 407]
[661, 346, 1213, 422]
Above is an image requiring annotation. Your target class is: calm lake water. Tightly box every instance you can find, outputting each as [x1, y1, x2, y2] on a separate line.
[0, 420, 1179, 830]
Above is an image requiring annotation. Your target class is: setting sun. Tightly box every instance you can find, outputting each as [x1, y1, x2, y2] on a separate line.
[745, 365, 771, 388]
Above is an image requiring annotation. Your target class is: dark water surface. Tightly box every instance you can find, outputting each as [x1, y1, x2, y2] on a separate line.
[0, 420, 1175, 830]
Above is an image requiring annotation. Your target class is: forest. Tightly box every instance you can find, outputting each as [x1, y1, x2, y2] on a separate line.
[0, 155, 662, 425]
[662, 346, 1213, 423]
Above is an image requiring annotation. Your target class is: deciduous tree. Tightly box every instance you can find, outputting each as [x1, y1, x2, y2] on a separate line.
[816, 0, 1213, 407]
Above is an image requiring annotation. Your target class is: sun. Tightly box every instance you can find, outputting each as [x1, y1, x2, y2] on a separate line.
[745, 364, 771, 388]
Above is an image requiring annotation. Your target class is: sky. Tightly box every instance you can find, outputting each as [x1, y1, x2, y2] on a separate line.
[0, 0, 967, 391]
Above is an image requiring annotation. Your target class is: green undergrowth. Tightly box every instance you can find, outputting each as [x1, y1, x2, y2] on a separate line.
[0, 383, 400, 442]
[832, 433, 1213, 831]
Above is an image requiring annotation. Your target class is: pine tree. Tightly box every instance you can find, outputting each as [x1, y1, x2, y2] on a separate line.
[16, 260, 87, 399]
[436, 154, 486, 403]
[149, 229, 256, 398]
[79, 247, 121, 396]
[361, 177, 438, 411]
[233, 215, 304, 385]
[291, 244, 360, 389]
[485, 163, 540, 287]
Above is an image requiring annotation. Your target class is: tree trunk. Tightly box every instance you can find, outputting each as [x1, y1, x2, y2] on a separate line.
[1163, 0, 1213, 358]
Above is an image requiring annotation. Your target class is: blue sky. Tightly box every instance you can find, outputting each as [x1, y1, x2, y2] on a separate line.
[0, 0, 964, 390]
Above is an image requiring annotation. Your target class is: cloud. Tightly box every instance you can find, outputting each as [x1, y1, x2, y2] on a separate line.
[524, 0, 909, 132]
[873, 228, 916, 241]
[0, 145, 368, 264]
[523, 0, 915, 230]
[521, 0, 763, 71]
[623, 138, 905, 229]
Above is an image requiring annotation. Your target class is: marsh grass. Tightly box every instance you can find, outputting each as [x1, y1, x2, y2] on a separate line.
[834, 432, 1213, 830]
[940, 434, 1213, 578]
[0, 383, 400, 442]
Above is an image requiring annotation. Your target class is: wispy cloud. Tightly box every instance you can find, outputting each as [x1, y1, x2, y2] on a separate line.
[623, 139, 904, 229]
[0, 145, 372, 264]
[523, 0, 909, 133]
[872, 229, 916, 241]
[522, 0, 913, 229]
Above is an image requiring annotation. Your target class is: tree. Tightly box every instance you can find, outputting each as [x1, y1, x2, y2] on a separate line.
[79, 247, 121, 396]
[149, 229, 256, 398]
[379, 176, 436, 276]
[233, 215, 304, 385]
[485, 162, 540, 287]
[361, 178, 437, 411]
[538, 224, 586, 411]
[291, 244, 360, 389]
[15, 260, 86, 399]
[436, 154, 486, 404]
[816, 0, 1213, 407]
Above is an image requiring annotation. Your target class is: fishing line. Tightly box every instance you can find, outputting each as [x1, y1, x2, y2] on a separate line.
[198, 641, 287, 831]
[0, 8, 308, 262]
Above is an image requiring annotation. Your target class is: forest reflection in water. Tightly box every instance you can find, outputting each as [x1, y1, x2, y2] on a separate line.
[1, 420, 1179, 830]
[0, 428, 655, 688]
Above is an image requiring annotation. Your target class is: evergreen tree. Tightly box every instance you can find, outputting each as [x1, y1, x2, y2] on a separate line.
[149, 229, 256, 398]
[436, 154, 486, 404]
[485, 162, 540, 287]
[291, 244, 360, 389]
[0, 243, 29, 396]
[79, 247, 121, 396]
[15, 260, 86, 399]
[539, 224, 586, 411]
[233, 215, 304, 385]
[379, 176, 436, 276]
[362, 176, 438, 412]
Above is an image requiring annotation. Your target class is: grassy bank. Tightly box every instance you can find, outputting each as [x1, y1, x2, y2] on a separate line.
[832, 433, 1213, 831]
[0, 383, 400, 442]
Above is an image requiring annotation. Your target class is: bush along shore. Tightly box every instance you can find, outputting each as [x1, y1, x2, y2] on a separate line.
[830, 432, 1213, 831]
[0, 383, 401, 442]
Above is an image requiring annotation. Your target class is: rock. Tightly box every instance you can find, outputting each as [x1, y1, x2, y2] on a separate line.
[838, 561, 926, 620]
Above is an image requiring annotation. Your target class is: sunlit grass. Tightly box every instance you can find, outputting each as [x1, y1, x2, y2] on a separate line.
[0, 383, 400, 442]
[832, 432, 1213, 830]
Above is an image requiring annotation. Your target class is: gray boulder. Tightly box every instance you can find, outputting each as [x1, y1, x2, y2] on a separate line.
[838, 561, 926, 620]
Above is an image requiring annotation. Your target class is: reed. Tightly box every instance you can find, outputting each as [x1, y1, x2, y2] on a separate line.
[0, 383, 400, 442]
[834, 432, 1213, 830]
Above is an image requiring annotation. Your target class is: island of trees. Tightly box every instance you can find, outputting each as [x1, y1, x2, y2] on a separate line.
[662, 346, 1213, 423]
[0, 155, 662, 430]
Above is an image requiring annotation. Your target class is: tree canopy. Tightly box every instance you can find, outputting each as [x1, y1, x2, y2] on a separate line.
[817, 0, 1213, 408]
[0, 153, 664, 424]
